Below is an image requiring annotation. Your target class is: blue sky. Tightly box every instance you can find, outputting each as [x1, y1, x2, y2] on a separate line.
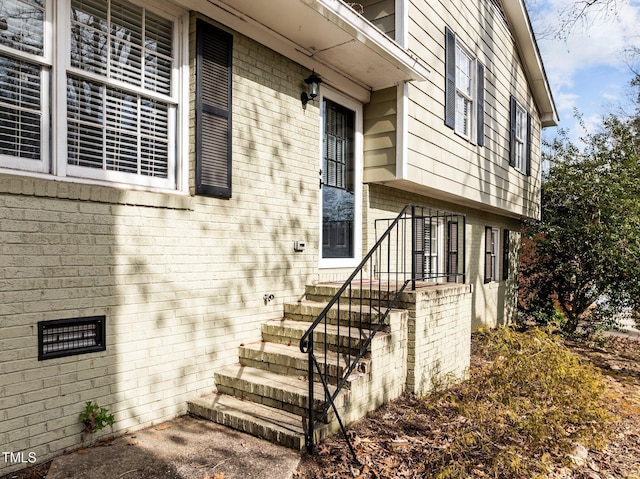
[526, 0, 640, 141]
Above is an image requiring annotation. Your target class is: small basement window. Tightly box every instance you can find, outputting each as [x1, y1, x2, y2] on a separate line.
[38, 316, 106, 360]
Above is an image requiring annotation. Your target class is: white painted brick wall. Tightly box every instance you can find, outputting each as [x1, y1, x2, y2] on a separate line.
[0, 15, 320, 475]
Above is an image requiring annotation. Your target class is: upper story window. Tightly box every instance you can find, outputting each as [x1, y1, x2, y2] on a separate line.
[444, 27, 485, 146]
[454, 44, 473, 139]
[0, 0, 185, 190]
[510, 96, 531, 175]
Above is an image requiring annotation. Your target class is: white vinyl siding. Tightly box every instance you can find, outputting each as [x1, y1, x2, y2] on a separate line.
[403, 4, 543, 220]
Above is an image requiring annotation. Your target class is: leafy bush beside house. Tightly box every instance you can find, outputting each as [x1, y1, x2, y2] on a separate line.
[519, 109, 640, 335]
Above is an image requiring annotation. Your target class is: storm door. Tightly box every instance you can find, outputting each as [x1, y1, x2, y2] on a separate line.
[321, 99, 356, 259]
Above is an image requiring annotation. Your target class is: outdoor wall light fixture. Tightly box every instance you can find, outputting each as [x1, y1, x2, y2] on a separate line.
[301, 71, 322, 109]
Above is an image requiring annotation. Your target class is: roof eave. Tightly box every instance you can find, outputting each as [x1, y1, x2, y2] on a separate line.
[502, 0, 559, 127]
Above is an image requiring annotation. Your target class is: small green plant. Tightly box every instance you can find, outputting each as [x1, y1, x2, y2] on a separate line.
[80, 401, 115, 440]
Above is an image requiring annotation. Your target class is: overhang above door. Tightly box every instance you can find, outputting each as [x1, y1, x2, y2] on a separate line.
[178, 0, 431, 103]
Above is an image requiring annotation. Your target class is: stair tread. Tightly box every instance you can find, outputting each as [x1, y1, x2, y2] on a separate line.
[189, 392, 305, 434]
[265, 318, 376, 338]
[241, 340, 364, 367]
[289, 298, 387, 311]
[215, 363, 338, 401]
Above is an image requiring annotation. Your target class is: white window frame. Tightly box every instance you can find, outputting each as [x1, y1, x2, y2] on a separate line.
[0, 0, 188, 192]
[319, 87, 363, 270]
[487, 227, 500, 283]
[0, 0, 53, 174]
[424, 217, 445, 282]
[513, 100, 527, 173]
[454, 41, 476, 141]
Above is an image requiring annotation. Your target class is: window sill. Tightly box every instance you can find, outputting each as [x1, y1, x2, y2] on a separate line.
[483, 280, 502, 290]
[0, 172, 194, 211]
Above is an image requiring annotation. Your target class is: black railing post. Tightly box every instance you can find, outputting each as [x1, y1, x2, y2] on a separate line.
[462, 215, 467, 283]
[410, 205, 416, 290]
[299, 204, 466, 462]
[306, 339, 314, 452]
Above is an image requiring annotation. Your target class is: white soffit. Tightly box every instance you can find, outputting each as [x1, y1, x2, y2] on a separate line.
[181, 0, 430, 102]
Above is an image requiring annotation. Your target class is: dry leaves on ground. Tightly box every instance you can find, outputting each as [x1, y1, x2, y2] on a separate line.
[296, 331, 640, 479]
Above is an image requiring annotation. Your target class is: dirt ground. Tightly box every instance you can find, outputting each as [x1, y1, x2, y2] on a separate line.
[3, 336, 638, 479]
[294, 335, 640, 479]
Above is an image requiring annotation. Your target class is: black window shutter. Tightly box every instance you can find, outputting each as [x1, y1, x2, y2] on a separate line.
[196, 20, 232, 198]
[444, 27, 456, 130]
[525, 112, 532, 176]
[477, 61, 485, 146]
[484, 226, 493, 284]
[502, 229, 510, 281]
[446, 220, 458, 282]
[509, 95, 517, 167]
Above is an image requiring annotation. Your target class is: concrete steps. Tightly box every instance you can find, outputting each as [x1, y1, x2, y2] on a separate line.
[214, 363, 350, 421]
[261, 318, 374, 352]
[238, 340, 368, 383]
[283, 299, 390, 329]
[188, 282, 408, 451]
[188, 393, 330, 450]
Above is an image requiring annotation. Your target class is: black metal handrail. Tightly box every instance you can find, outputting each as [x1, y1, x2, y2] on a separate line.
[299, 205, 466, 461]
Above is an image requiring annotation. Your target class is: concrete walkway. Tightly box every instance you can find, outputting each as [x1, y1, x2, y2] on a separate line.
[45, 415, 300, 479]
[603, 316, 640, 341]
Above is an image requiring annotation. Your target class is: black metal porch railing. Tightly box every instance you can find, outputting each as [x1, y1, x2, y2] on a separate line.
[298, 205, 466, 460]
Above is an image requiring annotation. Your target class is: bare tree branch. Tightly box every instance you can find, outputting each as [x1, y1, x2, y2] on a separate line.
[525, 0, 619, 40]
[556, 0, 619, 39]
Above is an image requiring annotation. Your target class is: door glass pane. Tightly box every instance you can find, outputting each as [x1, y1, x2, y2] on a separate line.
[322, 99, 355, 259]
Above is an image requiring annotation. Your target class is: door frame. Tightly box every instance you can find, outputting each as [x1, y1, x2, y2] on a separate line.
[318, 87, 363, 270]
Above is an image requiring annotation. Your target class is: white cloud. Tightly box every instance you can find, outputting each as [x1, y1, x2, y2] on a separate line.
[528, 0, 640, 136]
[532, 0, 640, 90]
[580, 113, 605, 135]
[554, 91, 580, 111]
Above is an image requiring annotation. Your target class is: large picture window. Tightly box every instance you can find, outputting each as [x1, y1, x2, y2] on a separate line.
[0, 0, 184, 190]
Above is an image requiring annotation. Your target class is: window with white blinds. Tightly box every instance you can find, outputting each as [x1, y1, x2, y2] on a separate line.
[0, 55, 42, 160]
[67, 0, 175, 186]
[0, 0, 183, 189]
[0, 0, 49, 172]
[455, 46, 473, 139]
